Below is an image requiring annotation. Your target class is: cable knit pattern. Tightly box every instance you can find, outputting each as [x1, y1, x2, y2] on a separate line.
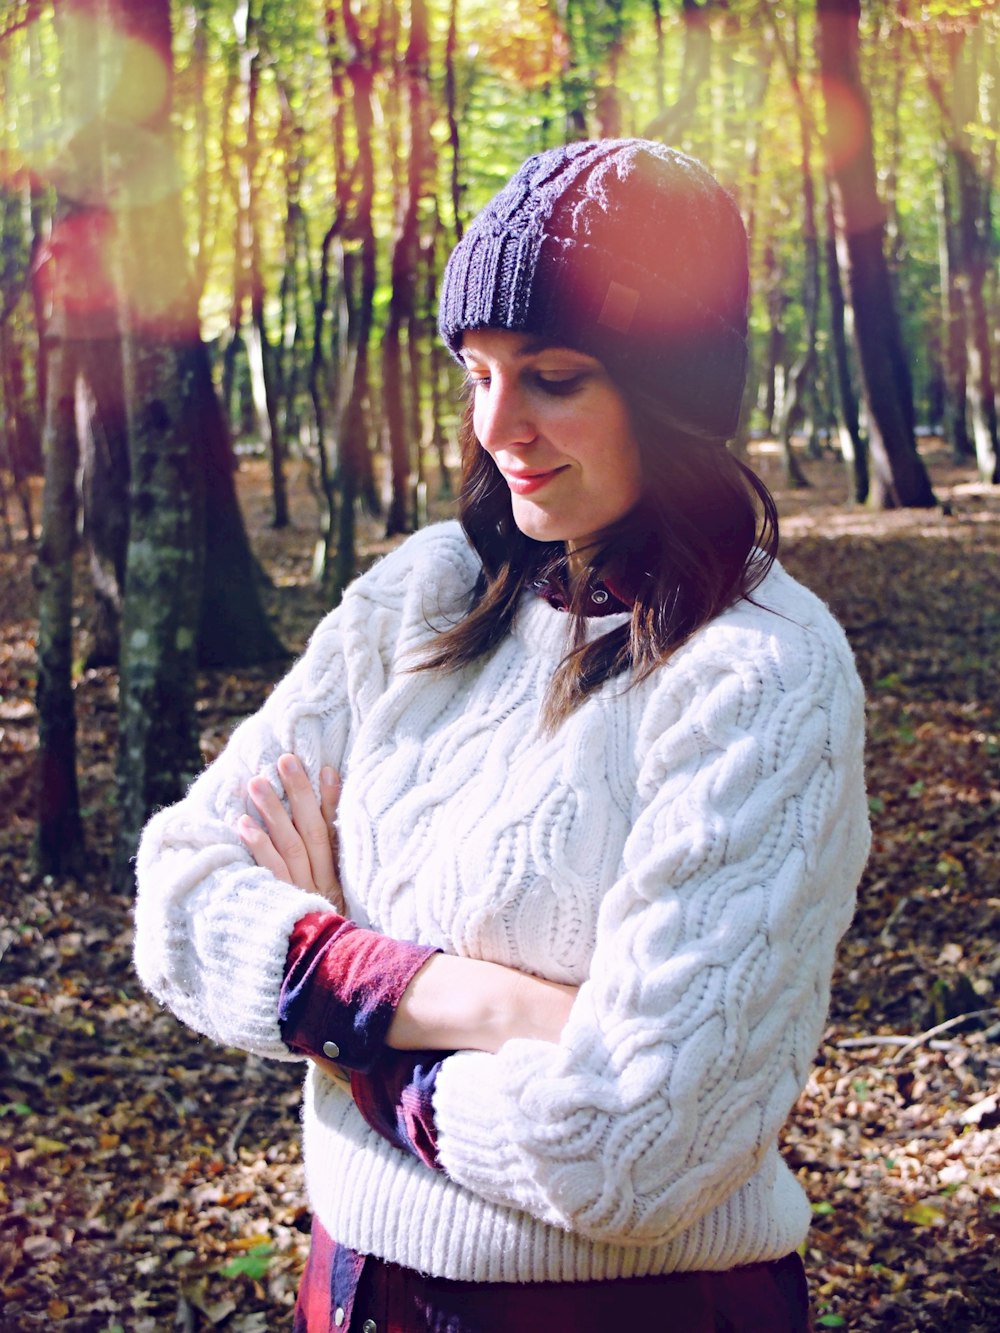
[134, 520, 870, 1282]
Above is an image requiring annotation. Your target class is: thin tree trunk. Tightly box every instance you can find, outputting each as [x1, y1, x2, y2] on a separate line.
[644, 0, 715, 142]
[824, 185, 868, 502]
[952, 145, 998, 484]
[0, 326, 38, 538]
[34, 335, 85, 875]
[650, 0, 666, 117]
[384, 0, 430, 537]
[426, 218, 452, 498]
[444, 0, 464, 239]
[325, 0, 381, 601]
[908, 10, 996, 480]
[239, 0, 288, 527]
[935, 150, 973, 461]
[773, 17, 818, 488]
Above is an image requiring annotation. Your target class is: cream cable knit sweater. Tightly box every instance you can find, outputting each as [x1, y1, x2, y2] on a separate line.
[134, 520, 870, 1283]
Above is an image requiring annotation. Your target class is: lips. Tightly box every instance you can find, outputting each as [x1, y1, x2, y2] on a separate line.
[502, 466, 567, 496]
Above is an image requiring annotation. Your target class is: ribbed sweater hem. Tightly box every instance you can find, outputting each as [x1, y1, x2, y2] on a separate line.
[301, 1069, 811, 1283]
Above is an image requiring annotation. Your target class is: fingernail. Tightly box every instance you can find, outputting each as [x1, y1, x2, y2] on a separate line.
[281, 755, 301, 775]
[320, 766, 338, 787]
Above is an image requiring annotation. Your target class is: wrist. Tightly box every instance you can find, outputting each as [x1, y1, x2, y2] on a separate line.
[387, 954, 574, 1053]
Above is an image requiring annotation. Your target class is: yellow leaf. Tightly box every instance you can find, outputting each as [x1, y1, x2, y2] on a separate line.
[228, 1234, 271, 1250]
[903, 1200, 946, 1227]
[48, 1299, 69, 1318]
[33, 1136, 69, 1154]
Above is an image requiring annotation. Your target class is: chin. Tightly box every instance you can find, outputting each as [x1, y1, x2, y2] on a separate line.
[510, 504, 570, 546]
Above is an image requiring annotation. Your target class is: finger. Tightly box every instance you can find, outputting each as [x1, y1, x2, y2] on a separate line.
[237, 813, 292, 883]
[322, 767, 344, 826]
[310, 1054, 352, 1091]
[247, 774, 318, 891]
[319, 768, 344, 911]
[277, 755, 338, 895]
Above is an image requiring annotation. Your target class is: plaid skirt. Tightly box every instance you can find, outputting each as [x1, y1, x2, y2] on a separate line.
[293, 1216, 813, 1333]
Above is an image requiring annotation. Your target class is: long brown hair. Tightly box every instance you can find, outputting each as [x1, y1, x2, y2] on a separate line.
[416, 385, 779, 730]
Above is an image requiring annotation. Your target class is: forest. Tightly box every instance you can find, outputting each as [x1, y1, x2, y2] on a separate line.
[0, 0, 998, 1329]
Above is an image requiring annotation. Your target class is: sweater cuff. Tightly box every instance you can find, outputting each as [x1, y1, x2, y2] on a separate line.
[279, 911, 438, 1072]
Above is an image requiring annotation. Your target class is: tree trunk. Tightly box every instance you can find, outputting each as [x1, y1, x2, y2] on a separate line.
[774, 28, 819, 489]
[192, 340, 287, 667]
[935, 151, 973, 461]
[236, 0, 289, 528]
[34, 335, 85, 875]
[444, 0, 464, 239]
[823, 186, 868, 502]
[909, 11, 996, 480]
[75, 337, 129, 666]
[644, 0, 714, 141]
[0, 326, 38, 539]
[950, 106, 998, 482]
[384, 0, 430, 538]
[816, 0, 935, 509]
[325, 0, 380, 600]
[108, 0, 204, 878]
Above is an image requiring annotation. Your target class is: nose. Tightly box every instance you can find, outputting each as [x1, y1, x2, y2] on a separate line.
[474, 375, 536, 453]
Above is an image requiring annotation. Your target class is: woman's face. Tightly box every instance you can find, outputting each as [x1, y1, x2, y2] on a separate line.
[460, 330, 643, 562]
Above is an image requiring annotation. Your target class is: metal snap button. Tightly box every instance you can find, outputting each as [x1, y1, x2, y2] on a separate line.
[322, 1040, 341, 1060]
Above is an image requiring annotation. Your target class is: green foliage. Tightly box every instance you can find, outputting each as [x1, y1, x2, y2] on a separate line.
[0, 0, 997, 473]
[217, 1242, 275, 1279]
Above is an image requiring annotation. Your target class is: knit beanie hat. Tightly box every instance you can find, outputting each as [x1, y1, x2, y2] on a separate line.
[439, 139, 749, 441]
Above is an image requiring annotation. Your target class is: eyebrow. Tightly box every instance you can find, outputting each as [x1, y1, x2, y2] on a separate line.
[459, 337, 593, 363]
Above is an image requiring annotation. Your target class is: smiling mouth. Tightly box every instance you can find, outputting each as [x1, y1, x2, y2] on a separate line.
[503, 467, 567, 496]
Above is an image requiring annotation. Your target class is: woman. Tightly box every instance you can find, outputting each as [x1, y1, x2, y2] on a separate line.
[134, 140, 870, 1331]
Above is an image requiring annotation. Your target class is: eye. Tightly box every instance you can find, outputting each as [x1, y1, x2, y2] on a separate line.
[534, 372, 586, 397]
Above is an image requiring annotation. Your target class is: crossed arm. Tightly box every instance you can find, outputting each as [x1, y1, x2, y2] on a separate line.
[237, 752, 577, 1061]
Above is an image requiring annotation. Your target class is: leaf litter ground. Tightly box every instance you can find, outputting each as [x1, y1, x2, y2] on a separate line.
[1, 444, 998, 1331]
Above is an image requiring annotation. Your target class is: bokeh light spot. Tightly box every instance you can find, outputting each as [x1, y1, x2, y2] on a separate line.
[105, 34, 170, 127]
[821, 77, 869, 176]
[469, 0, 568, 89]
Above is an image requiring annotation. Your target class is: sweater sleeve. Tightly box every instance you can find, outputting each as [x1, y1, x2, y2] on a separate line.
[431, 620, 870, 1244]
[132, 534, 429, 1061]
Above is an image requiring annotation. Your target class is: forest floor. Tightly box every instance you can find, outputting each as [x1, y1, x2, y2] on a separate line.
[1, 440, 998, 1332]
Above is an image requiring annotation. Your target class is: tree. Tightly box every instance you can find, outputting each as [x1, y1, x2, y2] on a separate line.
[383, 0, 431, 537]
[910, 10, 998, 484]
[101, 0, 205, 876]
[816, 0, 936, 509]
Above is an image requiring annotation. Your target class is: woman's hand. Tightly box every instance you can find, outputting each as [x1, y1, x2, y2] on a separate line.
[239, 753, 577, 1054]
[238, 754, 342, 899]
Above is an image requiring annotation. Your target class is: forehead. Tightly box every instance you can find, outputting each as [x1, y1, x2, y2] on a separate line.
[459, 330, 599, 364]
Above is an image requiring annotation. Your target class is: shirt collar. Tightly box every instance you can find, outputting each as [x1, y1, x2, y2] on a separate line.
[530, 569, 633, 617]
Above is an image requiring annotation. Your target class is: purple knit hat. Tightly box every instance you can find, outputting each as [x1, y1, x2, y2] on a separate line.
[438, 139, 749, 441]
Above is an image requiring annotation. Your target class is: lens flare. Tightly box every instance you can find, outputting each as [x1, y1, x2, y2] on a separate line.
[9, 9, 172, 203]
[32, 209, 119, 334]
[470, 0, 568, 89]
[10, 5, 192, 339]
[821, 76, 870, 177]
